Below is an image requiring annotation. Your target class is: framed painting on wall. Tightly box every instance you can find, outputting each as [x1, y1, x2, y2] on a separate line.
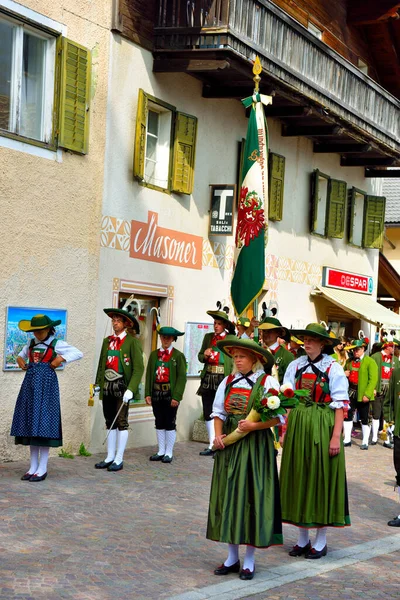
[4, 307, 68, 371]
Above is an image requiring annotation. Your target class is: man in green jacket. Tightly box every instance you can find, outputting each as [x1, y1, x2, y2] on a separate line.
[197, 306, 235, 456]
[145, 326, 187, 463]
[343, 337, 378, 449]
[95, 306, 144, 471]
[370, 339, 400, 445]
[258, 317, 294, 383]
[383, 365, 400, 526]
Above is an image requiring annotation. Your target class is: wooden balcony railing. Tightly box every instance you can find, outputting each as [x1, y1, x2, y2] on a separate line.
[155, 0, 400, 154]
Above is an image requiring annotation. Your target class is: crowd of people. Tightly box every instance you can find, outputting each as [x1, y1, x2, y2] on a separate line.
[9, 303, 400, 579]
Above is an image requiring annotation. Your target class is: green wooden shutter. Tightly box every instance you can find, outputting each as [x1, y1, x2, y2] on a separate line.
[326, 178, 347, 238]
[133, 89, 148, 181]
[363, 196, 386, 249]
[58, 38, 91, 154]
[171, 112, 197, 194]
[348, 188, 356, 245]
[268, 153, 285, 221]
[310, 169, 319, 233]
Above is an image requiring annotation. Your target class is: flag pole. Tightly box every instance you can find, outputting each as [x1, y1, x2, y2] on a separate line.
[252, 57, 262, 343]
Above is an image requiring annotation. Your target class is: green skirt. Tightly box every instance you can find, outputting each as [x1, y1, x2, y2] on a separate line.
[15, 436, 62, 447]
[207, 413, 283, 547]
[280, 402, 350, 528]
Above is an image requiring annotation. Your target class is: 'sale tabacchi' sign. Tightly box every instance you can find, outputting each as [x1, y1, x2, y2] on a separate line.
[130, 211, 203, 270]
[209, 184, 236, 235]
[322, 267, 374, 295]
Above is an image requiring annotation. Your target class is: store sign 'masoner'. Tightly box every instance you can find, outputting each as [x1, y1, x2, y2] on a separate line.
[130, 211, 203, 270]
[322, 267, 374, 295]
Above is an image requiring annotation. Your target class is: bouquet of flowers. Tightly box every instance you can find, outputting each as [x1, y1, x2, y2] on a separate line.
[213, 384, 309, 450]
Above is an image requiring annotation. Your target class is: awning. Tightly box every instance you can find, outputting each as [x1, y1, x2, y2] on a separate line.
[312, 286, 400, 329]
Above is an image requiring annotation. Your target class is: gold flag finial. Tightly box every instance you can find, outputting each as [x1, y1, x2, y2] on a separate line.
[253, 56, 262, 93]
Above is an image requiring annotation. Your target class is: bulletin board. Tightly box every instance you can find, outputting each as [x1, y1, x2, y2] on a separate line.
[184, 322, 214, 377]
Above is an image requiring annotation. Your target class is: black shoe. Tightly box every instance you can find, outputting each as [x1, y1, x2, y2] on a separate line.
[199, 448, 214, 456]
[29, 473, 47, 482]
[370, 440, 378, 445]
[107, 462, 123, 471]
[388, 516, 400, 527]
[149, 454, 164, 461]
[288, 541, 311, 557]
[162, 455, 173, 463]
[21, 472, 34, 481]
[360, 444, 368, 450]
[343, 442, 351, 447]
[383, 442, 394, 449]
[95, 460, 114, 469]
[214, 560, 240, 575]
[239, 568, 255, 580]
[305, 545, 327, 559]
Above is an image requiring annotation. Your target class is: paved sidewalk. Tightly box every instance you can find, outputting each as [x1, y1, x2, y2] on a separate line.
[1, 438, 399, 600]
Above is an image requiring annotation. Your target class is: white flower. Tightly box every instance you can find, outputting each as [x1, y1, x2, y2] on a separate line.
[267, 397, 281, 410]
[280, 383, 293, 392]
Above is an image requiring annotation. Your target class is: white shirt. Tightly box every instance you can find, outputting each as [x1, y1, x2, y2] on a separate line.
[19, 334, 83, 364]
[283, 354, 349, 409]
[211, 369, 281, 421]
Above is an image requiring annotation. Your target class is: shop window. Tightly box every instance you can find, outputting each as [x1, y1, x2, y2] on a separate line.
[134, 89, 197, 194]
[348, 188, 385, 249]
[310, 170, 347, 238]
[0, 9, 90, 153]
[268, 152, 285, 221]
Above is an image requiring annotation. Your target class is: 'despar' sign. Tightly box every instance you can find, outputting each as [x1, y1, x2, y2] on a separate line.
[322, 267, 374, 295]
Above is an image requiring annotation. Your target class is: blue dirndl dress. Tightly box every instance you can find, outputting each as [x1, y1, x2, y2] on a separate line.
[11, 340, 63, 447]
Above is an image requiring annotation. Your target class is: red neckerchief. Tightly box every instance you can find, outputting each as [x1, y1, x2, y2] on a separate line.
[158, 348, 172, 363]
[107, 335, 125, 351]
[269, 346, 280, 356]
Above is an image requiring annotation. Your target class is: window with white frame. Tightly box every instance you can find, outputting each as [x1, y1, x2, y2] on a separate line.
[0, 13, 56, 143]
[144, 104, 172, 190]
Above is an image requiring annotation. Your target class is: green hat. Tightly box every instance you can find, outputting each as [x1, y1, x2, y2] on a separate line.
[158, 326, 184, 338]
[346, 338, 369, 350]
[290, 323, 340, 346]
[258, 317, 290, 341]
[104, 308, 139, 331]
[376, 338, 400, 349]
[236, 316, 251, 328]
[18, 314, 61, 332]
[217, 336, 275, 370]
[206, 310, 232, 324]
[290, 335, 304, 345]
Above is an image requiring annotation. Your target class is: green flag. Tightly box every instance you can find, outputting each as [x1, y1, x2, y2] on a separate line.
[231, 92, 271, 316]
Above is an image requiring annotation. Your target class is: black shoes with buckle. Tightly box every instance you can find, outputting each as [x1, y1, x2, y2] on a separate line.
[305, 545, 327, 559]
[107, 462, 123, 471]
[29, 473, 48, 482]
[239, 568, 255, 580]
[388, 516, 400, 527]
[149, 454, 164, 461]
[95, 460, 114, 469]
[199, 448, 214, 456]
[288, 541, 311, 557]
[214, 560, 240, 575]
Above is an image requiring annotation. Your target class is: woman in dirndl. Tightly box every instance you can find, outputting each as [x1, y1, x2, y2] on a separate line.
[207, 337, 283, 581]
[11, 314, 83, 482]
[280, 323, 350, 559]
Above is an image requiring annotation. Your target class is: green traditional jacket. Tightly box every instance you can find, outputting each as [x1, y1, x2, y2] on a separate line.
[370, 352, 400, 393]
[95, 334, 144, 401]
[383, 367, 400, 437]
[145, 347, 187, 402]
[271, 345, 294, 384]
[344, 355, 378, 402]
[198, 332, 233, 379]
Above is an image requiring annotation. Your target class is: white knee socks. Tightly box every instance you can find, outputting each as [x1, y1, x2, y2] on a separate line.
[243, 546, 256, 571]
[28, 446, 39, 475]
[156, 429, 166, 456]
[297, 528, 310, 548]
[105, 429, 117, 463]
[205, 419, 215, 449]
[225, 543, 239, 567]
[372, 419, 380, 443]
[165, 430, 176, 458]
[343, 421, 353, 444]
[362, 424, 371, 446]
[314, 527, 327, 551]
[114, 430, 129, 465]
[36, 447, 50, 477]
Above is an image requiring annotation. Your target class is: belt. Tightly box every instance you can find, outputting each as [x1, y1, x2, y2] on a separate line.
[105, 369, 124, 382]
[206, 365, 224, 374]
[154, 383, 171, 391]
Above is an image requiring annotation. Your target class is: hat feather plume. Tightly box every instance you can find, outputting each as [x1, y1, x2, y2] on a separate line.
[150, 306, 161, 331]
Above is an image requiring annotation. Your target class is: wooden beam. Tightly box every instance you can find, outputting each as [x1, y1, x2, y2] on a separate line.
[365, 169, 400, 177]
[341, 157, 397, 167]
[347, 1, 400, 25]
[153, 58, 230, 73]
[314, 143, 371, 154]
[265, 106, 312, 118]
[282, 125, 343, 137]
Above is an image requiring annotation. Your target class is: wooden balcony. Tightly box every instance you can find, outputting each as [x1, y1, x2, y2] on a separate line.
[154, 0, 400, 169]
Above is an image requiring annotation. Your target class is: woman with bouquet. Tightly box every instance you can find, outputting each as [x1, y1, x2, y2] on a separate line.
[280, 323, 350, 559]
[206, 337, 284, 580]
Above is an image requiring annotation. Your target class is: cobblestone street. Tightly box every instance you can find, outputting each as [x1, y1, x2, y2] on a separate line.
[1, 438, 399, 600]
